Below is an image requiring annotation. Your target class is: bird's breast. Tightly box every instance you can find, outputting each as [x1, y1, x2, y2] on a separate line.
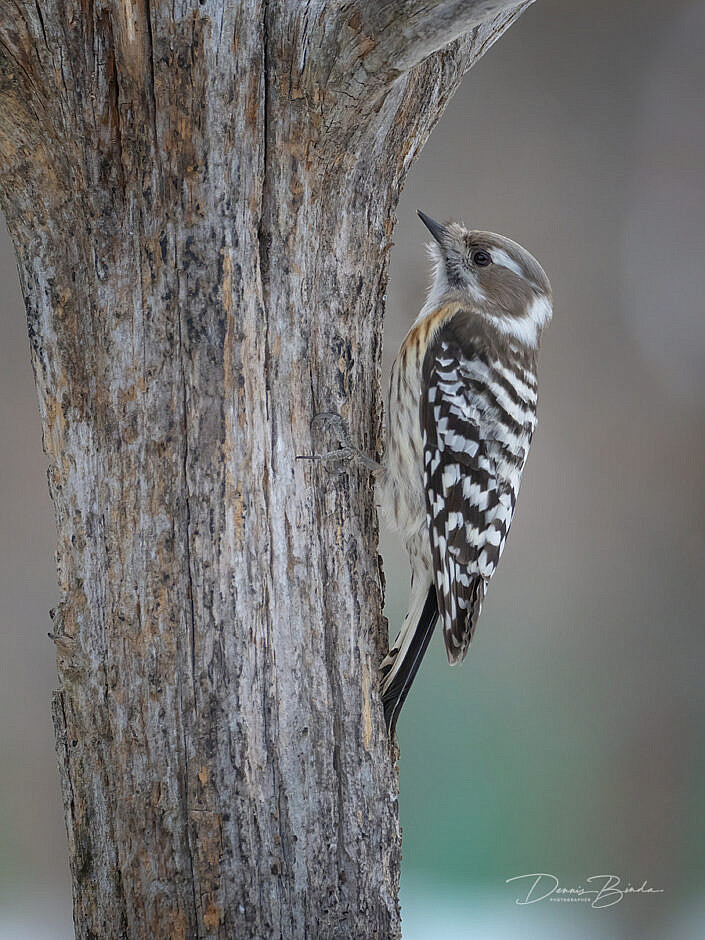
[385, 302, 463, 536]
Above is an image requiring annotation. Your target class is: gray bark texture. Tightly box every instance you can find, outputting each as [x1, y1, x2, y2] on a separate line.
[0, 1, 532, 936]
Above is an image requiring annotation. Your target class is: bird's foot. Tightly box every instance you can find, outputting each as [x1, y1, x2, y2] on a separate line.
[296, 412, 383, 475]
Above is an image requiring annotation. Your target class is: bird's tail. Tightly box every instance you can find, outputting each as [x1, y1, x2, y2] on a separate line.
[381, 585, 439, 736]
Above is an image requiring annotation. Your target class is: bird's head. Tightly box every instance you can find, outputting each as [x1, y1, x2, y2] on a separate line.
[417, 210, 552, 347]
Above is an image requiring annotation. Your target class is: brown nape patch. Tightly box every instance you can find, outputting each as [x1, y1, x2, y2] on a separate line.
[401, 301, 463, 359]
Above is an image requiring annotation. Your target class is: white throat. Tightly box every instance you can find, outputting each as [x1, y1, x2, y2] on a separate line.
[415, 242, 486, 325]
[414, 243, 449, 324]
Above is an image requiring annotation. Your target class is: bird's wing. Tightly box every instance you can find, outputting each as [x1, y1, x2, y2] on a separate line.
[421, 323, 533, 663]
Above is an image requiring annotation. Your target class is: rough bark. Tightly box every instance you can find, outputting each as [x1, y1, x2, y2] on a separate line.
[0, 1, 532, 936]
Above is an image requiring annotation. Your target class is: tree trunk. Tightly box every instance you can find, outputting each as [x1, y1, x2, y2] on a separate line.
[0, 1, 532, 936]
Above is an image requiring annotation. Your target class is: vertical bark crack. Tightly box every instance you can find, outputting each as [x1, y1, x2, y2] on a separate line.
[143, 0, 160, 148]
[173, 235, 199, 931]
[258, 0, 272, 419]
[255, 4, 293, 931]
[34, 1, 49, 51]
[105, 14, 126, 184]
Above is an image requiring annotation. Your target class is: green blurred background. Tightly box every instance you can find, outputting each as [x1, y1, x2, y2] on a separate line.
[2, 0, 705, 936]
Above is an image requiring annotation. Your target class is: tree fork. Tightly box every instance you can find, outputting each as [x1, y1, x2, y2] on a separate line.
[0, 1, 532, 936]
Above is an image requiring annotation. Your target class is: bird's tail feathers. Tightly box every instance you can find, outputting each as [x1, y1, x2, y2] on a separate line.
[381, 585, 439, 736]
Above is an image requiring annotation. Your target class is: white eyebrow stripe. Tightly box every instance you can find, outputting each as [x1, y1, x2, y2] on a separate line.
[490, 248, 524, 278]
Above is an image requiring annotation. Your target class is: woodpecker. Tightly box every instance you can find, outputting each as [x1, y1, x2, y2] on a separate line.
[380, 210, 552, 735]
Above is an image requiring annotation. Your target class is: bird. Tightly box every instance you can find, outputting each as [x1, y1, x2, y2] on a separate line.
[379, 210, 552, 735]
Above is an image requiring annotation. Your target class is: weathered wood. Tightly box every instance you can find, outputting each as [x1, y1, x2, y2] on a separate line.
[0, 1, 532, 936]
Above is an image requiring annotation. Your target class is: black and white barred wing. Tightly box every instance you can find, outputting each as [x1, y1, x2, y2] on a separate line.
[421, 332, 534, 664]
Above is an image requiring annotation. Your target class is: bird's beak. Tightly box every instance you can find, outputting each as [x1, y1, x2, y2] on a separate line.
[417, 209, 447, 244]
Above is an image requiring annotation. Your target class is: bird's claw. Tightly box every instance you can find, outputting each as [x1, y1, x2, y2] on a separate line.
[297, 412, 383, 475]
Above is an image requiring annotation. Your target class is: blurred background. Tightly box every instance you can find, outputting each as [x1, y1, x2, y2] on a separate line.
[2, 0, 704, 936]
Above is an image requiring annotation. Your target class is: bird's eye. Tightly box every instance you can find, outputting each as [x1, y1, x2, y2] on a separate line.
[472, 250, 492, 267]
